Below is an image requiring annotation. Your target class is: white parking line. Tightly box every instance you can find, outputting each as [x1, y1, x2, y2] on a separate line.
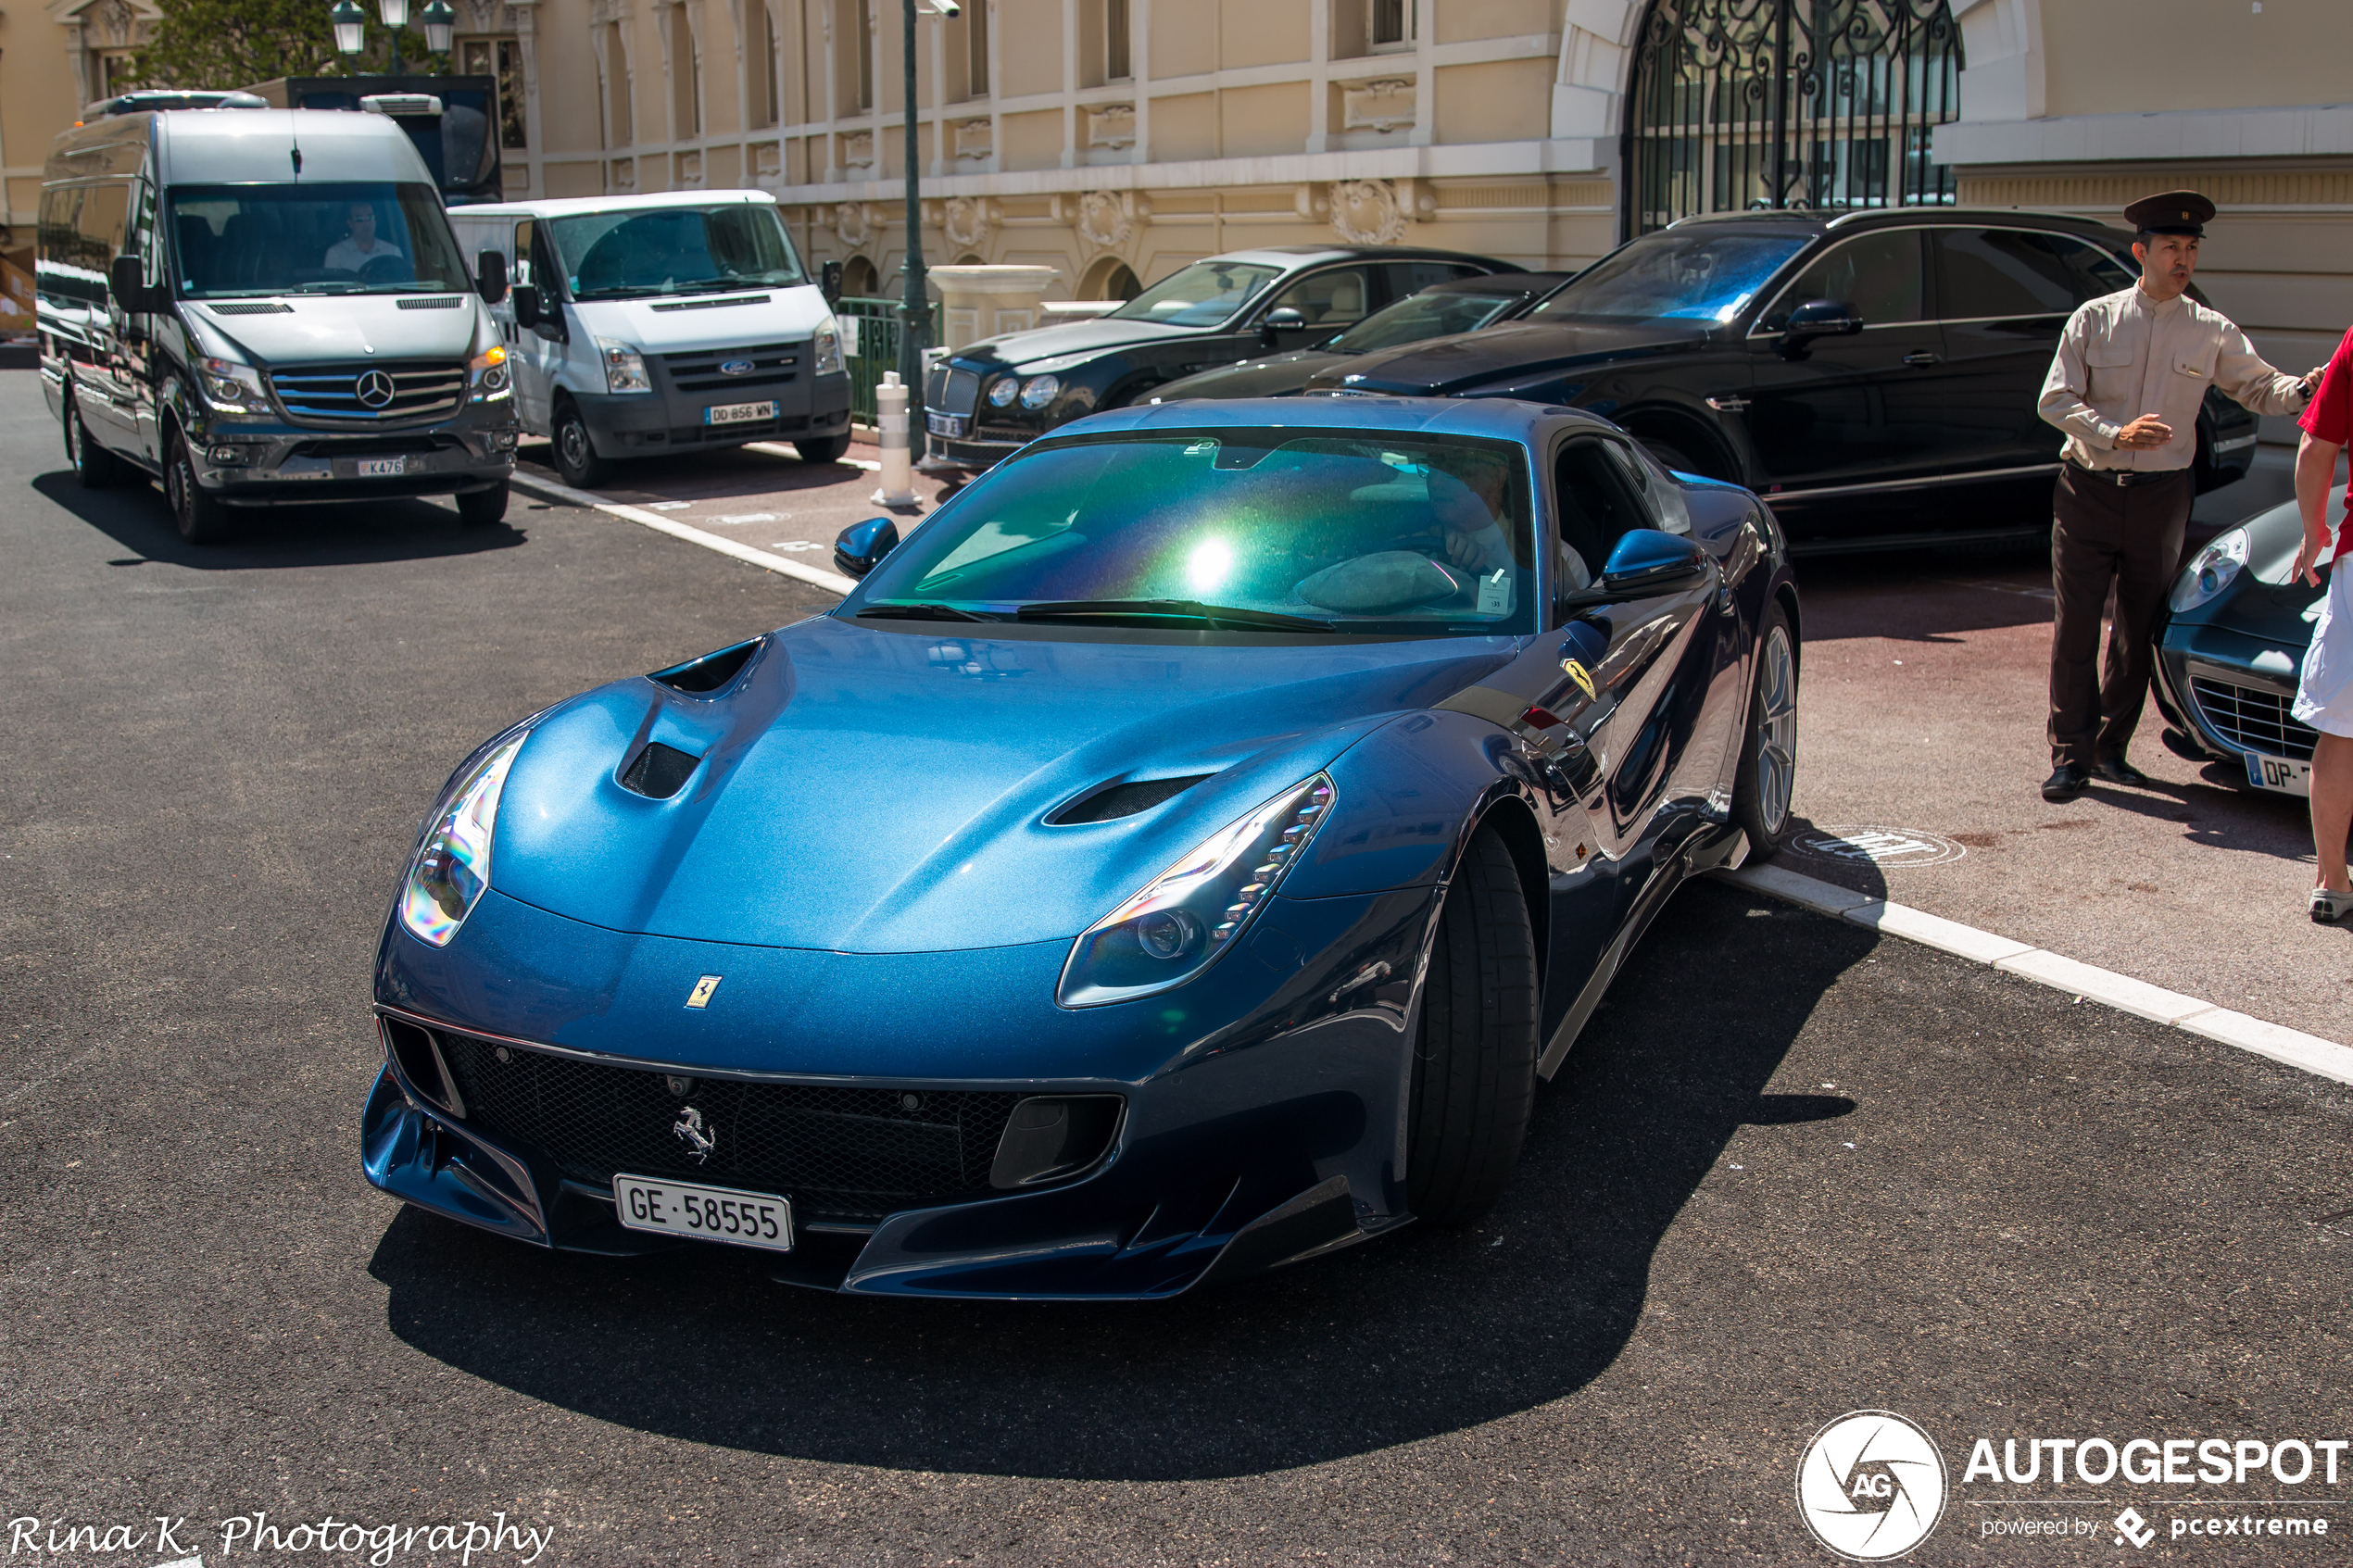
[509, 470, 858, 596]
[744, 440, 882, 471]
[1717, 862, 2353, 1086]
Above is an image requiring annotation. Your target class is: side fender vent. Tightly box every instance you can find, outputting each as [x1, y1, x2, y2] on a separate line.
[620, 742, 701, 799]
[649, 637, 761, 695]
[1050, 773, 1214, 825]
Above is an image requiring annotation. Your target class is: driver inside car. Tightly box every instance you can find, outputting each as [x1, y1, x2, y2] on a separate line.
[321, 202, 397, 275]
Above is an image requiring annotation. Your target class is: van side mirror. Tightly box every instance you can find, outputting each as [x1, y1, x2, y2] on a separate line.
[1600, 528, 1710, 593]
[821, 260, 844, 304]
[510, 283, 540, 329]
[107, 254, 157, 313]
[475, 248, 509, 305]
[833, 516, 900, 579]
[1779, 297, 1862, 358]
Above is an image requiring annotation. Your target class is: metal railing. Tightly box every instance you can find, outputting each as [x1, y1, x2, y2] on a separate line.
[835, 295, 904, 427]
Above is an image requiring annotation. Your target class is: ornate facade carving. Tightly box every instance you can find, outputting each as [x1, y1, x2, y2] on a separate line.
[834, 201, 875, 247]
[840, 130, 875, 169]
[1339, 78, 1416, 133]
[952, 119, 994, 159]
[942, 196, 995, 250]
[1327, 179, 1406, 245]
[1075, 190, 1146, 247]
[1084, 103, 1136, 150]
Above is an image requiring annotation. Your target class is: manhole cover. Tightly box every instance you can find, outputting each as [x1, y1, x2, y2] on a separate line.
[1791, 824, 1968, 869]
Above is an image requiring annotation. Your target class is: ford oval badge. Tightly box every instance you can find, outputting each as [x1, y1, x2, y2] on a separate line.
[719, 358, 755, 376]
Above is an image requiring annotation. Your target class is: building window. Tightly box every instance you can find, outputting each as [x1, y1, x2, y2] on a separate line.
[1370, 0, 1413, 48]
[748, 3, 779, 129]
[460, 38, 529, 149]
[852, 0, 875, 112]
[97, 48, 140, 98]
[967, 1, 989, 98]
[1104, 0, 1129, 81]
[600, 23, 633, 146]
[671, 6, 701, 136]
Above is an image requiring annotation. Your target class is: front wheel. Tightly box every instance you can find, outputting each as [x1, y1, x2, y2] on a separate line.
[64, 395, 130, 489]
[1731, 603, 1799, 859]
[1407, 823, 1540, 1228]
[164, 433, 232, 545]
[551, 401, 612, 488]
[456, 481, 510, 526]
[793, 433, 850, 464]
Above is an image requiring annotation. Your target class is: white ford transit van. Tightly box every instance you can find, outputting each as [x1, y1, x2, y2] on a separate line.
[38, 104, 519, 543]
[448, 194, 851, 488]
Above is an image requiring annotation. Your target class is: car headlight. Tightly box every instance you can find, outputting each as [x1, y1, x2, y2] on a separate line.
[1056, 774, 1335, 1009]
[987, 376, 1020, 407]
[596, 337, 652, 395]
[1019, 373, 1060, 410]
[398, 734, 526, 947]
[2170, 526, 2249, 613]
[469, 344, 510, 400]
[196, 355, 268, 411]
[812, 318, 845, 376]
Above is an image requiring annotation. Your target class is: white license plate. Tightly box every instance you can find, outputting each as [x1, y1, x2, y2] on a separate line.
[704, 399, 778, 426]
[612, 1173, 794, 1252]
[358, 457, 409, 477]
[926, 411, 967, 438]
[2246, 750, 2313, 797]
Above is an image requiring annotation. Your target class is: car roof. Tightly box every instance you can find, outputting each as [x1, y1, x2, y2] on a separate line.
[1665, 206, 2128, 241]
[451, 190, 779, 220]
[1207, 245, 1512, 268]
[1043, 393, 1608, 448]
[1417, 270, 1578, 295]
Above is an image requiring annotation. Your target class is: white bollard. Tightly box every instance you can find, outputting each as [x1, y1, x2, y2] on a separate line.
[872, 370, 917, 508]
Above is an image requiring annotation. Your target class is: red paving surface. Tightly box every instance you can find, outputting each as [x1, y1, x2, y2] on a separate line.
[522, 439, 2353, 1045]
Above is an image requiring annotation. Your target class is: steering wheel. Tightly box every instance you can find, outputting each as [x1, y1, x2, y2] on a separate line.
[359, 252, 413, 284]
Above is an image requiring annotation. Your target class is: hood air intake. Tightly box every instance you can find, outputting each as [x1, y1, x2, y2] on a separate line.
[648, 637, 760, 694]
[620, 742, 701, 799]
[1051, 773, 1214, 825]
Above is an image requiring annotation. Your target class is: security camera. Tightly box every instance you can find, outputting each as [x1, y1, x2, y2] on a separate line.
[923, 0, 961, 14]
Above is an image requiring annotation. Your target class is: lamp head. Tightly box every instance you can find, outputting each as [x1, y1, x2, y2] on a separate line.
[330, 0, 368, 55]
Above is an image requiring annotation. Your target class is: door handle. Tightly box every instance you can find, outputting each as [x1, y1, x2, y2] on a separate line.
[1903, 351, 1940, 367]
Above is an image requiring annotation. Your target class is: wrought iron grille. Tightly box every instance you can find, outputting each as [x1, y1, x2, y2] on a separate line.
[1625, 0, 1962, 236]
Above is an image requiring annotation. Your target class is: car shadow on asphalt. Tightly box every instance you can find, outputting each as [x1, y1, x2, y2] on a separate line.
[30, 471, 528, 569]
[518, 441, 876, 506]
[367, 878, 1875, 1482]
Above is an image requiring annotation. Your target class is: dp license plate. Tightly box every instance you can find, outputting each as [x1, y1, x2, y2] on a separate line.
[926, 411, 967, 438]
[704, 399, 778, 426]
[357, 457, 409, 477]
[612, 1173, 793, 1253]
[2245, 750, 2312, 797]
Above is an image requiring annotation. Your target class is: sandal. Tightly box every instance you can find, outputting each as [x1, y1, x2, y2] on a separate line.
[2313, 886, 2353, 924]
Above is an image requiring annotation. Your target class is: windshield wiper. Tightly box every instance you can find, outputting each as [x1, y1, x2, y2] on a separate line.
[1014, 598, 1332, 632]
[854, 601, 1000, 622]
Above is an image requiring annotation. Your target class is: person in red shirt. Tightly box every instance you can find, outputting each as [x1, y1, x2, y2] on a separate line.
[2292, 325, 2353, 922]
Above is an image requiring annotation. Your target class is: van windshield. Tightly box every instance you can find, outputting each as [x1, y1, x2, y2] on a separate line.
[547, 204, 807, 301]
[166, 182, 472, 297]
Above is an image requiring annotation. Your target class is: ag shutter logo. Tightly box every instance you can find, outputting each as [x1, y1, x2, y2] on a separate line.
[1797, 1410, 1949, 1561]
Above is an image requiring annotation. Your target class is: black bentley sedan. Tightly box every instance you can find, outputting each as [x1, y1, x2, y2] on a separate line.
[919, 245, 1515, 475]
[1303, 209, 2260, 551]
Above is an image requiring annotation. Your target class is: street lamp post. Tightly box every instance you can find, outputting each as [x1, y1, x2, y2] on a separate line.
[377, 0, 411, 75]
[330, 0, 368, 58]
[894, 0, 937, 435]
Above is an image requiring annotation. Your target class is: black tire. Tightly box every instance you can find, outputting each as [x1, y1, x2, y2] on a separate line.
[1731, 601, 1799, 859]
[163, 432, 232, 545]
[793, 433, 850, 464]
[551, 399, 612, 488]
[456, 480, 510, 526]
[64, 395, 129, 489]
[1408, 823, 1540, 1228]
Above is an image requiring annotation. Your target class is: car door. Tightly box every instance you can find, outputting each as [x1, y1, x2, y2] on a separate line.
[1927, 226, 2131, 475]
[1251, 264, 1381, 357]
[1743, 228, 1946, 500]
[69, 181, 141, 457]
[509, 219, 566, 433]
[122, 180, 163, 465]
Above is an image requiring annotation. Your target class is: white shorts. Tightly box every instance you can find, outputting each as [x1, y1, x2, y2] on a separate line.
[2294, 558, 2353, 739]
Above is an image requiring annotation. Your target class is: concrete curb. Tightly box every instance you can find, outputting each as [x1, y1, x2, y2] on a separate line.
[1717, 862, 2353, 1088]
[509, 470, 860, 596]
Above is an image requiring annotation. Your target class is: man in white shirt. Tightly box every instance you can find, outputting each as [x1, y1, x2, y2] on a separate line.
[2034, 191, 2321, 802]
[321, 202, 399, 276]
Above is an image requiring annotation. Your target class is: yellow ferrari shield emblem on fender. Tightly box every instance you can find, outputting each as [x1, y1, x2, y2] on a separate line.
[1560, 659, 1597, 702]
[685, 974, 723, 1010]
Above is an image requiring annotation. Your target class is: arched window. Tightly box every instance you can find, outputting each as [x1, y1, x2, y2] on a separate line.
[1624, 0, 1961, 236]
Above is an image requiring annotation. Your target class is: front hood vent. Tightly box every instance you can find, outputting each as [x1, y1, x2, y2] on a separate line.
[620, 742, 701, 798]
[649, 637, 761, 694]
[1050, 773, 1214, 824]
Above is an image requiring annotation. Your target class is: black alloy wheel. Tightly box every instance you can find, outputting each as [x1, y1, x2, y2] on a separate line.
[793, 433, 850, 464]
[551, 400, 612, 488]
[64, 395, 129, 489]
[164, 433, 231, 545]
[456, 480, 510, 527]
[1407, 822, 1540, 1227]
[1731, 602, 1799, 858]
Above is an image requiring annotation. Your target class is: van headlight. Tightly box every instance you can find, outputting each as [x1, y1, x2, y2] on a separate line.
[398, 734, 526, 947]
[1056, 775, 1335, 1008]
[469, 344, 510, 400]
[596, 337, 652, 395]
[2170, 527, 2248, 613]
[813, 317, 845, 376]
[197, 355, 268, 411]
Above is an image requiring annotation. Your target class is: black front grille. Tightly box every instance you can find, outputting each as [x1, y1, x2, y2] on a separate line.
[271, 360, 466, 424]
[662, 340, 801, 393]
[927, 364, 980, 418]
[2191, 675, 2319, 761]
[432, 1031, 1026, 1223]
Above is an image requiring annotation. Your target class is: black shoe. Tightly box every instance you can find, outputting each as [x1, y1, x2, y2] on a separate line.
[2042, 764, 2090, 802]
[2094, 755, 2152, 787]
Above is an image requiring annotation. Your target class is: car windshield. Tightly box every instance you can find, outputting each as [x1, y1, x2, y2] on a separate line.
[1327, 288, 1530, 353]
[548, 203, 807, 300]
[1528, 231, 1809, 324]
[1108, 261, 1282, 329]
[849, 432, 1539, 633]
[167, 182, 471, 297]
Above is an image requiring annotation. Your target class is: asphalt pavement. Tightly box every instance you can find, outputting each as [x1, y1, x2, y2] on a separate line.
[4, 365, 2351, 1566]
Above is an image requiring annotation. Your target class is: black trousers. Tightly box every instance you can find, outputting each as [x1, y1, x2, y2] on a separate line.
[2048, 464, 2194, 769]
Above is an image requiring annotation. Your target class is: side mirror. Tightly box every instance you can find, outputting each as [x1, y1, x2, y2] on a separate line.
[107, 254, 156, 313]
[510, 283, 540, 330]
[1780, 297, 1862, 357]
[1600, 528, 1710, 593]
[1260, 306, 1308, 347]
[833, 516, 900, 579]
[475, 248, 509, 305]
[821, 259, 844, 304]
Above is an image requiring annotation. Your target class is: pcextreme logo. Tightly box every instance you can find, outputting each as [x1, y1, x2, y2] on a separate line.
[1797, 1410, 1951, 1561]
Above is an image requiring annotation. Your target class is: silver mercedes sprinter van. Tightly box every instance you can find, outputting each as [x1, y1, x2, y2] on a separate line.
[38, 104, 518, 543]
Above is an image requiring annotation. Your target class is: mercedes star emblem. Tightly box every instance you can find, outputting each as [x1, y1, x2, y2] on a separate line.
[355, 370, 396, 408]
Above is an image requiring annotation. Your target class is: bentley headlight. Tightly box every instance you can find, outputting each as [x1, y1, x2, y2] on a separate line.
[1019, 373, 1061, 410]
[812, 317, 844, 376]
[197, 355, 268, 411]
[1057, 774, 1335, 1008]
[596, 337, 652, 395]
[2170, 526, 2248, 613]
[398, 734, 526, 947]
[987, 376, 1020, 407]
